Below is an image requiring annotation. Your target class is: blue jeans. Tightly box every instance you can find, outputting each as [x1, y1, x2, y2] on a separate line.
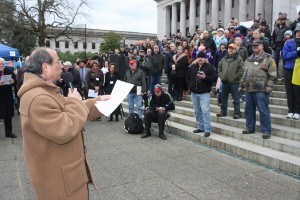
[191, 92, 211, 132]
[221, 82, 240, 115]
[150, 73, 162, 92]
[127, 93, 143, 118]
[245, 92, 271, 133]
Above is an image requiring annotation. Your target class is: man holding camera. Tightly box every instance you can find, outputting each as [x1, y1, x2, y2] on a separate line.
[186, 51, 218, 137]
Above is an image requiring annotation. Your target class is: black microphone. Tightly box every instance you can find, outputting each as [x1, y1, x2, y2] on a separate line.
[62, 72, 74, 92]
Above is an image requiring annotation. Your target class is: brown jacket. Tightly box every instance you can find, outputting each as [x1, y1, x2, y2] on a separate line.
[18, 73, 101, 200]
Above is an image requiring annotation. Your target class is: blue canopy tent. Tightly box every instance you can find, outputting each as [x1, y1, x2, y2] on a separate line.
[0, 43, 20, 59]
[0, 44, 23, 67]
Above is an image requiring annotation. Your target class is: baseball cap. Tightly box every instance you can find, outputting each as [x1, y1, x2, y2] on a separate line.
[63, 61, 72, 66]
[228, 44, 237, 49]
[129, 59, 136, 65]
[252, 40, 263, 46]
[197, 51, 206, 58]
[154, 84, 162, 92]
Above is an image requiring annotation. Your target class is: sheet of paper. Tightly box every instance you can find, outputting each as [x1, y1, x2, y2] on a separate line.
[88, 89, 98, 98]
[136, 86, 141, 95]
[95, 80, 134, 117]
[240, 21, 253, 28]
[0, 75, 12, 85]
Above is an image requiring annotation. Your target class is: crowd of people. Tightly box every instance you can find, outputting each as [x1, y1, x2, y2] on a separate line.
[1, 12, 300, 141]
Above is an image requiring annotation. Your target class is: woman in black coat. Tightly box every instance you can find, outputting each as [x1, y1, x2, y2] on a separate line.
[0, 58, 17, 138]
[104, 63, 121, 121]
[169, 46, 189, 101]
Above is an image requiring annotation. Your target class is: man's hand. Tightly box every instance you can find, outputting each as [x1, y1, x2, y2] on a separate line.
[197, 71, 206, 79]
[265, 86, 272, 94]
[68, 88, 82, 101]
[94, 86, 99, 92]
[158, 107, 166, 111]
[99, 95, 111, 101]
[9, 79, 14, 84]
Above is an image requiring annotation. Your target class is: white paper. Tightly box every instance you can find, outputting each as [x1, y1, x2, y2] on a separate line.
[95, 80, 134, 117]
[297, 5, 300, 14]
[136, 86, 142, 95]
[0, 75, 12, 85]
[88, 89, 98, 98]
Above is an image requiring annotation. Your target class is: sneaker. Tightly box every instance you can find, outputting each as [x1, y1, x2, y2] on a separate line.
[216, 112, 227, 117]
[286, 113, 294, 119]
[262, 132, 271, 139]
[293, 113, 300, 120]
[204, 132, 210, 137]
[233, 114, 240, 119]
[242, 129, 255, 134]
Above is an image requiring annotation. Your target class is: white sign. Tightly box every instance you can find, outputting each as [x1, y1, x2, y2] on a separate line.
[10, 51, 16, 57]
[297, 5, 300, 14]
[1, 75, 12, 85]
[240, 21, 254, 28]
[95, 80, 134, 116]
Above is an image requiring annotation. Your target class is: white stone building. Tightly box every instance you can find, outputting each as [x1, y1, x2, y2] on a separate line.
[154, 0, 300, 39]
[45, 27, 156, 53]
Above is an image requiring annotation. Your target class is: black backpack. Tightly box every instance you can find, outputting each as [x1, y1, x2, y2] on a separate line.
[124, 113, 144, 134]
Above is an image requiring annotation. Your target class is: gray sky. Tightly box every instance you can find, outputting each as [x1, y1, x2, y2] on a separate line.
[78, 0, 157, 33]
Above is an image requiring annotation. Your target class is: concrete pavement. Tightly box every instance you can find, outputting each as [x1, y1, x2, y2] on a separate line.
[0, 115, 299, 200]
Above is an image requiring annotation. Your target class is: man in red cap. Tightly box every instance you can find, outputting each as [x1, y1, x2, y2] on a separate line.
[141, 84, 175, 140]
[124, 59, 146, 118]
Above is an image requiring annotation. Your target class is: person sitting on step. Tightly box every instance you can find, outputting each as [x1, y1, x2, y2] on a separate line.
[141, 84, 175, 140]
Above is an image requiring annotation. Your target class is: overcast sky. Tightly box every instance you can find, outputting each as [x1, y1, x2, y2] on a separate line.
[78, 0, 157, 33]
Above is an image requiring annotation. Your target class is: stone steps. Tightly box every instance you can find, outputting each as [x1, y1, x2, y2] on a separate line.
[122, 106, 300, 176]
[121, 77, 300, 176]
[122, 102, 300, 156]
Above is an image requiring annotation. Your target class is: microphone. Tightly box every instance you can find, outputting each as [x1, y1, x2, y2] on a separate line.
[62, 72, 74, 92]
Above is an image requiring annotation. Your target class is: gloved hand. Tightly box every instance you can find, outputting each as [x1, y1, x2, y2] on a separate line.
[297, 47, 300, 57]
[265, 86, 273, 94]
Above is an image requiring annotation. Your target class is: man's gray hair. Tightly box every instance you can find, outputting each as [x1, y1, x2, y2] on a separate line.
[26, 48, 53, 75]
[0, 57, 5, 63]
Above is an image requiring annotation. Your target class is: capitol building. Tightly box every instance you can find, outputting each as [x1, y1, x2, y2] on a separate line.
[154, 0, 299, 39]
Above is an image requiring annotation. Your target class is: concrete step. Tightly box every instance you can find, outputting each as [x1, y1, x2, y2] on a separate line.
[160, 86, 288, 107]
[176, 99, 288, 116]
[122, 102, 300, 156]
[169, 104, 300, 129]
[122, 107, 300, 176]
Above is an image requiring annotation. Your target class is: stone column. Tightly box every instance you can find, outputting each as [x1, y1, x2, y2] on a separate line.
[171, 3, 178, 35]
[255, 0, 264, 18]
[199, 0, 207, 29]
[189, 0, 196, 34]
[180, 1, 186, 36]
[224, 0, 232, 29]
[165, 6, 171, 38]
[211, 0, 218, 28]
[239, 0, 247, 22]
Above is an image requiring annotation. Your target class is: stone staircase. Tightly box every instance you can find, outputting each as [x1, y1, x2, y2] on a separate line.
[122, 77, 300, 177]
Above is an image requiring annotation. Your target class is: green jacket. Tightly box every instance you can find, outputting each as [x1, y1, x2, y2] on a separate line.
[240, 51, 277, 92]
[218, 53, 244, 84]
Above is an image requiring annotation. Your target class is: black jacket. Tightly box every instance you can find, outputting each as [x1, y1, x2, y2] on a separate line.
[0, 67, 16, 119]
[186, 62, 218, 94]
[170, 54, 189, 78]
[163, 50, 176, 74]
[104, 72, 120, 94]
[148, 91, 175, 112]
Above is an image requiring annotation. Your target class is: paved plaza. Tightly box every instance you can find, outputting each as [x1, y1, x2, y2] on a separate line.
[0, 115, 299, 200]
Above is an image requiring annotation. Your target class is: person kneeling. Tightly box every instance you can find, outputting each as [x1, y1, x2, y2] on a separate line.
[141, 84, 175, 140]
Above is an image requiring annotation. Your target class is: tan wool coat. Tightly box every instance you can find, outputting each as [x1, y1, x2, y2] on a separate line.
[18, 73, 101, 200]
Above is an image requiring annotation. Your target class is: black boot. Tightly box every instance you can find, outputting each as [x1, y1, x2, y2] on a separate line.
[108, 115, 113, 121]
[177, 89, 183, 101]
[6, 132, 17, 138]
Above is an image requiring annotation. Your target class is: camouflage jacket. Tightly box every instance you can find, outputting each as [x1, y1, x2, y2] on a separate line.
[240, 51, 277, 92]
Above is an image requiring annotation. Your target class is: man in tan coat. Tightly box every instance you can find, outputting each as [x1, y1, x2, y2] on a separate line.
[18, 48, 110, 200]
